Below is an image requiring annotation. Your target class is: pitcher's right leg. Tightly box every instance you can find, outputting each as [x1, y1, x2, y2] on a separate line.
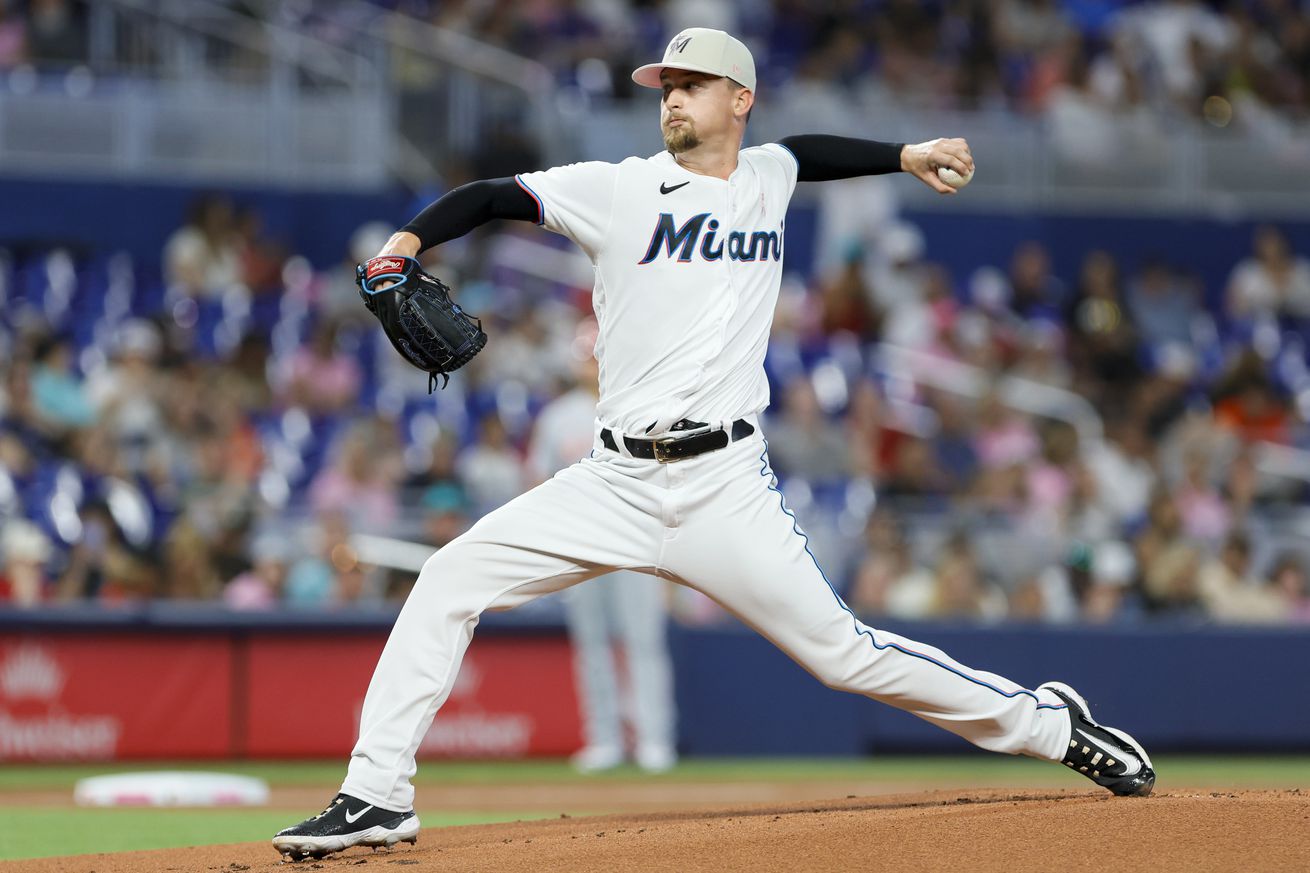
[342, 458, 664, 811]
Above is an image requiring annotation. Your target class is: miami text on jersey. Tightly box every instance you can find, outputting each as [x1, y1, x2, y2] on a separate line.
[638, 213, 784, 264]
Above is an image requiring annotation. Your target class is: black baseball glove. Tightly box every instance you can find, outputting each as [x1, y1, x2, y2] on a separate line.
[357, 255, 487, 390]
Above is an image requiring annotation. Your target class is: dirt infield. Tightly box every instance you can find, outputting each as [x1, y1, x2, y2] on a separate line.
[6, 789, 1307, 873]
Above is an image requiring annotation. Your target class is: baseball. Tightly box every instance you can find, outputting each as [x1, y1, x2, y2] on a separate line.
[937, 166, 973, 189]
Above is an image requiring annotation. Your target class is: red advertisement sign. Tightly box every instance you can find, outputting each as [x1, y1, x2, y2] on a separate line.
[0, 634, 232, 761]
[244, 635, 581, 758]
[0, 630, 579, 761]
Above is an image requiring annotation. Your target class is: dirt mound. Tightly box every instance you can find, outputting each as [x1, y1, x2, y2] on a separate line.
[7, 789, 1307, 873]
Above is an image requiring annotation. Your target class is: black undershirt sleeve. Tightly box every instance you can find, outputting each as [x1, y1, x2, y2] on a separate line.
[399, 177, 540, 253]
[776, 135, 905, 183]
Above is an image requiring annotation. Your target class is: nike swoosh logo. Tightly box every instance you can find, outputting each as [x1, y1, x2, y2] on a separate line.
[1075, 728, 1140, 773]
[344, 805, 373, 824]
[660, 181, 690, 195]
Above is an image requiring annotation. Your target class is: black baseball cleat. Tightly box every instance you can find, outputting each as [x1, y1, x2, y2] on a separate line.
[1040, 681, 1156, 797]
[272, 793, 419, 861]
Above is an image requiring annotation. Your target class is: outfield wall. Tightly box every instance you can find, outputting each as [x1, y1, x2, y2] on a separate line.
[1, 609, 1307, 761]
[5, 175, 1310, 294]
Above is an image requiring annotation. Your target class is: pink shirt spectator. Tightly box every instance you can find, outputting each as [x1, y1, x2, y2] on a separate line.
[1175, 485, 1231, 544]
[308, 469, 399, 531]
[224, 571, 278, 610]
[0, 20, 25, 67]
[284, 348, 362, 412]
[975, 419, 1039, 469]
[1026, 462, 1074, 514]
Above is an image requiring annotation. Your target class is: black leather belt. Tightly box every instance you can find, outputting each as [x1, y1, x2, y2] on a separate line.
[600, 419, 755, 463]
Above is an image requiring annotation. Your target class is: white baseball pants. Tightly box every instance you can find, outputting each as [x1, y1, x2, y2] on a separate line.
[343, 423, 1072, 810]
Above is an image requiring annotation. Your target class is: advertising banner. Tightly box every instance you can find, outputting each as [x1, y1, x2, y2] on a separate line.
[0, 634, 232, 761]
[244, 635, 581, 758]
[1, 630, 580, 761]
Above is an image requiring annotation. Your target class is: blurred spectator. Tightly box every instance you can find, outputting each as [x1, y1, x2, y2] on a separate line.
[879, 435, 952, 499]
[163, 195, 243, 301]
[817, 247, 878, 339]
[457, 412, 525, 513]
[1084, 414, 1158, 524]
[1014, 539, 1137, 623]
[180, 419, 257, 570]
[1197, 530, 1287, 623]
[309, 422, 401, 533]
[1010, 320, 1072, 389]
[848, 512, 935, 618]
[1125, 258, 1202, 351]
[1211, 349, 1292, 444]
[0, 519, 52, 606]
[1007, 241, 1066, 320]
[1065, 250, 1141, 395]
[937, 533, 1008, 620]
[1173, 448, 1233, 546]
[234, 207, 288, 297]
[28, 334, 93, 432]
[26, 0, 85, 67]
[868, 223, 934, 348]
[332, 558, 382, 608]
[224, 334, 275, 414]
[1083, 540, 1139, 623]
[844, 378, 891, 480]
[1135, 489, 1204, 616]
[1116, 0, 1234, 112]
[0, 0, 27, 69]
[1226, 225, 1310, 321]
[159, 517, 222, 600]
[927, 392, 979, 492]
[57, 501, 157, 603]
[285, 511, 351, 607]
[1268, 554, 1310, 623]
[85, 320, 166, 465]
[1020, 420, 1082, 536]
[764, 377, 850, 482]
[406, 429, 463, 492]
[224, 535, 291, 610]
[421, 482, 471, 550]
[973, 394, 1039, 471]
[281, 318, 364, 415]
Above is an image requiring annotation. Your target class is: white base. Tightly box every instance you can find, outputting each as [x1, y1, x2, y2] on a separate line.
[74, 771, 270, 807]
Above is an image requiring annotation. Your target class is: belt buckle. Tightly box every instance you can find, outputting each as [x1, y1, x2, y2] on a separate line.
[653, 439, 678, 464]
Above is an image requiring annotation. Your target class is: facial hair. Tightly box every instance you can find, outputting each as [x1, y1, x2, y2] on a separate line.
[662, 117, 700, 154]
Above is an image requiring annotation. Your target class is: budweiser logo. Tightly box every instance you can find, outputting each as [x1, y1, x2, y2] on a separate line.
[1, 644, 65, 701]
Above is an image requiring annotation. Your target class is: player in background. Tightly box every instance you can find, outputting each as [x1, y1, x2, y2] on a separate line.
[528, 319, 678, 774]
[274, 27, 1155, 862]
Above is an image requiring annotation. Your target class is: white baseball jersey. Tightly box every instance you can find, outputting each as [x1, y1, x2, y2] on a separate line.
[515, 145, 798, 438]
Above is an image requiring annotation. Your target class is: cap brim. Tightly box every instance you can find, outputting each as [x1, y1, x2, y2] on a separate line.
[631, 62, 729, 89]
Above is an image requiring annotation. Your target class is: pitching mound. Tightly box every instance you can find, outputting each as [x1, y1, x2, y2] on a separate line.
[7, 789, 1307, 873]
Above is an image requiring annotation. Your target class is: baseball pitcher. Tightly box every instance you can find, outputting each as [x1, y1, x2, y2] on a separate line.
[274, 28, 1154, 861]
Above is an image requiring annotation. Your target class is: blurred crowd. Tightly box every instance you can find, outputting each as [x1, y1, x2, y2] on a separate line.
[5, 1, 1308, 120]
[1, 0, 1309, 626]
[1, 182, 1309, 628]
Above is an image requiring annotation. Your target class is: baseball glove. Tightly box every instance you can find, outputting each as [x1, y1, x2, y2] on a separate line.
[357, 255, 487, 390]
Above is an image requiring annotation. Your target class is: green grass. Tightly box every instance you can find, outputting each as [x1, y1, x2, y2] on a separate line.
[4, 755, 1310, 791]
[0, 809, 549, 861]
[2, 756, 1307, 861]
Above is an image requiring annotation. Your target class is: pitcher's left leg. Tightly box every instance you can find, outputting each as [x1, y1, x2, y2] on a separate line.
[662, 437, 1070, 761]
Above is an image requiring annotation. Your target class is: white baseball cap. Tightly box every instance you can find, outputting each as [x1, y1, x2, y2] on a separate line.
[632, 28, 756, 92]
